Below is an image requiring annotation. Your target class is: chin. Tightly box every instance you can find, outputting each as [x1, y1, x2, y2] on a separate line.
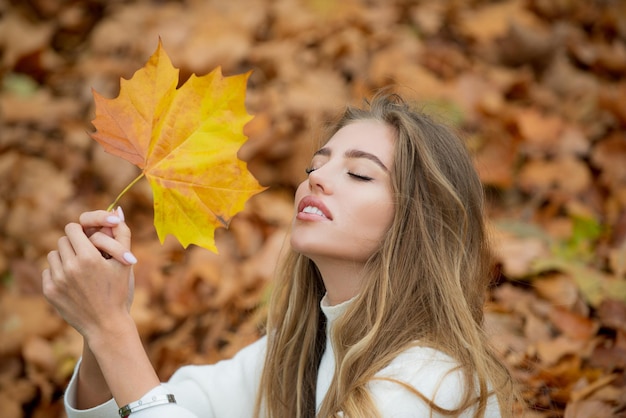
[290, 240, 319, 258]
[289, 239, 328, 261]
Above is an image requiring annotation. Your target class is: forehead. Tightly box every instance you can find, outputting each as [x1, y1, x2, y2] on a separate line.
[323, 120, 395, 165]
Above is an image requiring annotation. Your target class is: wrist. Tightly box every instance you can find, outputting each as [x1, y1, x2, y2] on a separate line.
[81, 314, 160, 407]
[85, 312, 138, 354]
[76, 339, 113, 409]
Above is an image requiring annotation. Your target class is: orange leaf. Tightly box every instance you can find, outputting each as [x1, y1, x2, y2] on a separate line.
[90, 40, 265, 252]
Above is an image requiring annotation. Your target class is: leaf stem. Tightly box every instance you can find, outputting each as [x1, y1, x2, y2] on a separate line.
[107, 172, 146, 211]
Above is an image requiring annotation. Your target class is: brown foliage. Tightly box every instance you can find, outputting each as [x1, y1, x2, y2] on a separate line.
[1, 0, 625, 416]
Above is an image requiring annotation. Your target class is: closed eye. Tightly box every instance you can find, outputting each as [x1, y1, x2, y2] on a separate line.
[348, 172, 373, 181]
[306, 167, 373, 181]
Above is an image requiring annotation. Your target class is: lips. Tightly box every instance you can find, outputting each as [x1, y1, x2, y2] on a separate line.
[297, 196, 333, 220]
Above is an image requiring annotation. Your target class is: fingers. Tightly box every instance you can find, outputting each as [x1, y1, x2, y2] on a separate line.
[57, 236, 75, 264]
[77, 207, 136, 265]
[80, 207, 132, 248]
[46, 249, 64, 280]
[110, 207, 132, 250]
[41, 267, 59, 308]
[79, 208, 124, 230]
[41, 268, 52, 296]
[90, 230, 137, 265]
[43, 250, 66, 303]
[42, 209, 138, 340]
[65, 221, 137, 266]
[81, 209, 120, 239]
[65, 223, 101, 258]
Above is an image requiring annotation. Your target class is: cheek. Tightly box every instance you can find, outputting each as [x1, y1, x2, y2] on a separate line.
[376, 202, 395, 233]
[346, 200, 394, 260]
[354, 199, 394, 238]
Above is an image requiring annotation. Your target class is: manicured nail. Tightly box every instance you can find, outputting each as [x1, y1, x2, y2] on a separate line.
[106, 215, 121, 224]
[116, 206, 125, 222]
[123, 252, 137, 265]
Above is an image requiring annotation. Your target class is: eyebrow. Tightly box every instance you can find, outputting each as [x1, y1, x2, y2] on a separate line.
[313, 147, 389, 172]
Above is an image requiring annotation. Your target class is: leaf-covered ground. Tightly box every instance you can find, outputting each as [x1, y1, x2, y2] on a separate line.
[1, 0, 625, 417]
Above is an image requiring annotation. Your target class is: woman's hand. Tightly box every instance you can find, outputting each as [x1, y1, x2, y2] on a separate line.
[43, 208, 161, 408]
[42, 207, 137, 341]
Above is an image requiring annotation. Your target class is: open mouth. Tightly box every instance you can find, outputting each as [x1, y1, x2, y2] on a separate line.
[297, 196, 333, 220]
[301, 205, 327, 218]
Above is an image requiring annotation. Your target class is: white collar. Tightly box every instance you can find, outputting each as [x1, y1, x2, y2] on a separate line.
[320, 293, 356, 324]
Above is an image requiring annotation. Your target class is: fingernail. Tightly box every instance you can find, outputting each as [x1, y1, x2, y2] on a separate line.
[116, 206, 125, 222]
[106, 215, 121, 224]
[123, 252, 137, 265]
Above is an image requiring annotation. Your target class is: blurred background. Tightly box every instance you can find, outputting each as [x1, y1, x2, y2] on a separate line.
[1, 0, 625, 416]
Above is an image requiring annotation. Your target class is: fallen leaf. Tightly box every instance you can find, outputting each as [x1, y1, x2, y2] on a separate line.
[524, 311, 553, 343]
[409, 2, 445, 36]
[564, 399, 615, 418]
[518, 156, 592, 194]
[4, 156, 74, 255]
[609, 245, 626, 278]
[516, 108, 565, 156]
[0, 12, 54, 69]
[589, 342, 626, 370]
[457, 0, 539, 44]
[0, 392, 22, 418]
[1, 379, 45, 418]
[490, 224, 550, 278]
[0, 89, 81, 128]
[90, 39, 266, 252]
[548, 306, 598, 341]
[22, 336, 55, 375]
[596, 299, 626, 332]
[598, 83, 626, 126]
[569, 374, 617, 402]
[473, 129, 518, 188]
[496, 18, 558, 69]
[535, 336, 585, 366]
[533, 274, 580, 309]
[0, 293, 64, 356]
[590, 132, 626, 191]
[532, 257, 614, 307]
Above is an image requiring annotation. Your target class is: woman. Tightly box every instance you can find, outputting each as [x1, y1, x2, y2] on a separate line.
[42, 93, 517, 417]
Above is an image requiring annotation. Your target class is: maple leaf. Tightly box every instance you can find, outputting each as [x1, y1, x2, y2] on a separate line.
[90, 39, 265, 252]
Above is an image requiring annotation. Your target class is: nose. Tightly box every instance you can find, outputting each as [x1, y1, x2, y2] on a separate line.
[308, 166, 333, 194]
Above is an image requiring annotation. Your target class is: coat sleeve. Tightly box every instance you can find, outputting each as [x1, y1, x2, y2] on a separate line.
[64, 337, 267, 418]
[368, 347, 501, 418]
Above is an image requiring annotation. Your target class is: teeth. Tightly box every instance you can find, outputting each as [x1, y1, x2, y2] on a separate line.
[302, 205, 326, 218]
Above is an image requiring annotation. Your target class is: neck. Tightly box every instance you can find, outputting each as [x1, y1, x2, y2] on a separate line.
[310, 256, 365, 306]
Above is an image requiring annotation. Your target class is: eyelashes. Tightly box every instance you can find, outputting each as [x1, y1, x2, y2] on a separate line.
[305, 167, 373, 182]
[348, 172, 373, 181]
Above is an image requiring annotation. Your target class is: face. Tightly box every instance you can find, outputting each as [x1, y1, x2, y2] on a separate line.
[290, 120, 395, 265]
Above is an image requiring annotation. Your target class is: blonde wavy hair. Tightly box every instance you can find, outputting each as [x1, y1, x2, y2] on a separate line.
[255, 93, 517, 417]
